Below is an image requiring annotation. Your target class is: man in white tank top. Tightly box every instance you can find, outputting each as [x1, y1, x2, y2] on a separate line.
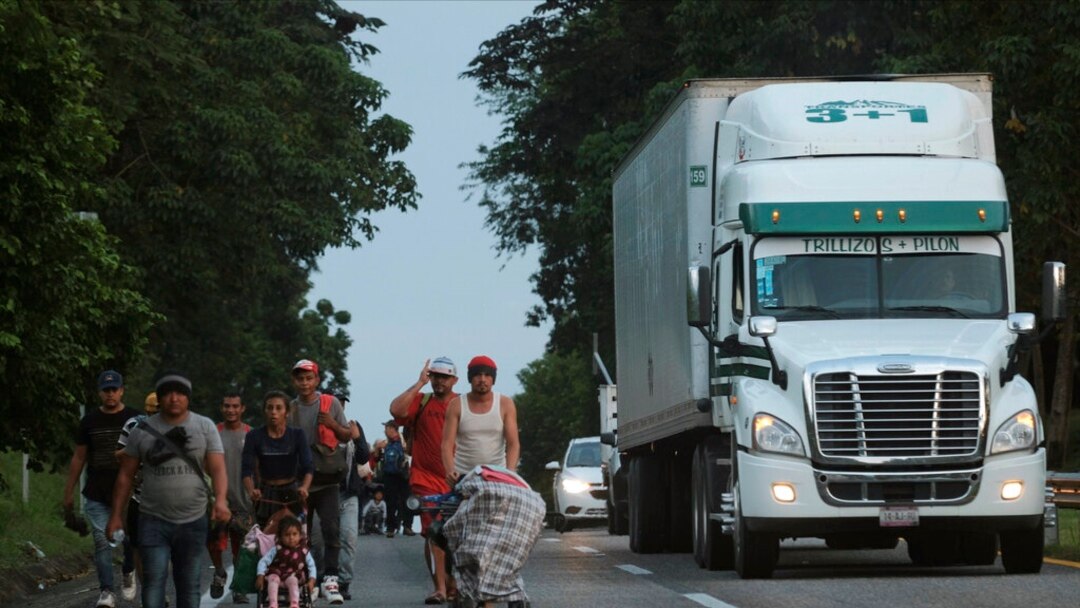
[441, 355, 521, 486]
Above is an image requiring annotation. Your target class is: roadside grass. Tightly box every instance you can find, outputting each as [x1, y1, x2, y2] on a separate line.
[0, 451, 89, 571]
[1047, 508, 1080, 561]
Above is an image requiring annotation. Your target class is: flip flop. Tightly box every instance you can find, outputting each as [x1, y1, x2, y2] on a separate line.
[424, 592, 446, 605]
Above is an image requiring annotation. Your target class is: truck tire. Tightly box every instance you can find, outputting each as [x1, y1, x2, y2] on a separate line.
[667, 449, 693, 553]
[607, 495, 628, 536]
[1000, 522, 1044, 574]
[692, 437, 733, 570]
[959, 531, 998, 566]
[628, 453, 667, 553]
[733, 480, 778, 579]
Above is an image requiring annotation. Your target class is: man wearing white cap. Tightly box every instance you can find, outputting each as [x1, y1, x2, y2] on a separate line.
[389, 357, 460, 605]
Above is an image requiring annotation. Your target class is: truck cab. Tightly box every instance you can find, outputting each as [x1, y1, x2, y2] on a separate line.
[613, 74, 1067, 578]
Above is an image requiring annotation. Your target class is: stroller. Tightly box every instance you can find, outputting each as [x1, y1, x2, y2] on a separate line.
[409, 466, 545, 608]
[233, 507, 315, 608]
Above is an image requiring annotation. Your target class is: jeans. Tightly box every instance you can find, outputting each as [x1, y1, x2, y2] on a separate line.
[307, 485, 340, 578]
[338, 495, 359, 584]
[83, 498, 115, 591]
[139, 512, 208, 608]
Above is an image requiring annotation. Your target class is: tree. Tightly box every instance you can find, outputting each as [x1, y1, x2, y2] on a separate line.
[0, 0, 158, 481]
[468, 0, 1080, 465]
[42, 0, 418, 411]
[514, 350, 599, 499]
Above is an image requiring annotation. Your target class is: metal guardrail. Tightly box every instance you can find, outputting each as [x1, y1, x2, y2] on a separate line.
[1048, 472, 1080, 509]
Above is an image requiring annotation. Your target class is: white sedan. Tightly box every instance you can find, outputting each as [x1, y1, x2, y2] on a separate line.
[546, 436, 607, 532]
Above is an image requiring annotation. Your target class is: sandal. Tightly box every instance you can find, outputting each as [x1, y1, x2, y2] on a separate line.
[425, 591, 446, 605]
[446, 588, 459, 602]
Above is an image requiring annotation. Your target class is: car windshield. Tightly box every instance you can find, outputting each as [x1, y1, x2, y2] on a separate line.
[566, 441, 601, 467]
[752, 235, 1006, 320]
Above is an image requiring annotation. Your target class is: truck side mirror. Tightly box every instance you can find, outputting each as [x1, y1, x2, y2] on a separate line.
[600, 432, 616, 446]
[687, 265, 712, 328]
[545, 460, 561, 471]
[1042, 262, 1067, 322]
[748, 316, 778, 338]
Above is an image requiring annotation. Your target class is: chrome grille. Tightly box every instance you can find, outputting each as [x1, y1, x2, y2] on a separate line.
[813, 371, 982, 459]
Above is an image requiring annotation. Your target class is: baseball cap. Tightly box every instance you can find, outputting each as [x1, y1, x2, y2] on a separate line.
[292, 359, 319, 376]
[97, 370, 123, 390]
[428, 356, 457, 377]
[384, 419, 399, 429]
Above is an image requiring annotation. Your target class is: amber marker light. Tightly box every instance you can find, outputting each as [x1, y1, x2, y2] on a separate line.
[853, 209, 861, 223]
[876, 209, 884, 223]
[978, 208, 987, 222]
[771, 210, 780, 224]
[898, 209, 907, 223]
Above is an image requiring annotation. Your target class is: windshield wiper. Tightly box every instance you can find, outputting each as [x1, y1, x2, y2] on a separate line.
[764, 305, 841, 319]
[888, 305, 969, 319]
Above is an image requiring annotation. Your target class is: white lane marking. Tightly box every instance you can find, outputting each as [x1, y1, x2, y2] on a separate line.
[542, 538, 561, 542]
[572, 545, 600, 554]
[684, 592, 739, 608]
[615, 564, 652, 575]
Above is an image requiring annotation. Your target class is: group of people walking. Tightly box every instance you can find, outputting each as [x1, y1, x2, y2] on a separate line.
[63, 354, 521, 608]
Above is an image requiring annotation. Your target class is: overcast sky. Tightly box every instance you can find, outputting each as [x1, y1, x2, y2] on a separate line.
[310, 1, 547, 438]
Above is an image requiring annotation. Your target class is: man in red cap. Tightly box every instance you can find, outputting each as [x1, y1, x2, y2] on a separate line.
[441, 355, 520, 487]
[288, 359, 350, 605]
[389, 357, 459, 604]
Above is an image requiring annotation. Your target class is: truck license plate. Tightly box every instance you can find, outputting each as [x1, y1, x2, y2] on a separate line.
[879, 506, 919, 527]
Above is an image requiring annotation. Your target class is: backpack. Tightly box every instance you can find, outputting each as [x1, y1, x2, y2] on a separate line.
[382, 440, 406, 476]
[402, 393, 433, 456]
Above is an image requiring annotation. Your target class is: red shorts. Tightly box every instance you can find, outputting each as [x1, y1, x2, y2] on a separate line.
[411, 479, 449, 538]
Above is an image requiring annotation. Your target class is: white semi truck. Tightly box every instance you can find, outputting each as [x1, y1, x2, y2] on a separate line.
[611, 74, 1067, 578]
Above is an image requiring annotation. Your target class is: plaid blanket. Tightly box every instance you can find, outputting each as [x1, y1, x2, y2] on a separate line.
[443, 473, 546, 602]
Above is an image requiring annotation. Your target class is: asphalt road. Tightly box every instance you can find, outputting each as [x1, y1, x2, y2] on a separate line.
[21, 526, 1080, 607]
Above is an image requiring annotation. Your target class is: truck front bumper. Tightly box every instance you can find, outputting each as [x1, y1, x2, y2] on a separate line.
[738, 448, 1045, 536]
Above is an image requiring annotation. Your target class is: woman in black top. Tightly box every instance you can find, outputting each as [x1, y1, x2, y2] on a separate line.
[242, 391, 314, 526]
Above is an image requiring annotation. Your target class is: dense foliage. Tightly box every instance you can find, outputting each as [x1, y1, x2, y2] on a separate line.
[470, 0, 1080, 464]
[0, 0, 416, 480]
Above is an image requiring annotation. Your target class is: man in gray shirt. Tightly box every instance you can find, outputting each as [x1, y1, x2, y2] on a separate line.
[108, 371, 229, 608]
[289, 359, 350, 605]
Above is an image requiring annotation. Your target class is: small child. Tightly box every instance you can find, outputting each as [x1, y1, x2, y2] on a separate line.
[256, 516, 316, 608]
[362, 488, 388, 534]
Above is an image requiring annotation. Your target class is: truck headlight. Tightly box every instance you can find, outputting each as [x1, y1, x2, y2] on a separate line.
[753, 413, 805, 457]
[561, 477, 590, 494]
[990, 409, 1037, 455]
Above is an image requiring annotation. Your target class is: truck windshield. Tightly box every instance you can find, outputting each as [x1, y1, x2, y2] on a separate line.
[751, 235, 1006, 320]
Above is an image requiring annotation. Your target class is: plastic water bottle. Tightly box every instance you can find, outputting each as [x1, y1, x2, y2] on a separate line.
[109, 529, 125, 548]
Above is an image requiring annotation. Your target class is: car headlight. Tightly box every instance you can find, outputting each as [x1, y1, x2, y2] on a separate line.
[990, 409, 1037, 454]
[753, 413, 805, 457]
[561, 477, 590, 494]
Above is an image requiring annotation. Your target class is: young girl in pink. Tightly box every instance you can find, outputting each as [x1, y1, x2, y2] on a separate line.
[255, 516, 316, 608]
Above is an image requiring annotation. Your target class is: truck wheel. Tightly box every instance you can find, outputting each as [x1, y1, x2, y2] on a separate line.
[959, 531, 998, 566]
[1000, 522, 1043, 574]
[628, 453, 667, 553]
[667, 449, 693, 553]
[732, 481, 778, 579]
[554, 514, 570, 533]
[692, 437, 733, 570]
[607, 496, 628, 536]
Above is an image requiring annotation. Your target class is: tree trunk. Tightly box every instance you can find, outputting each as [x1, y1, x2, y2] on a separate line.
[1047, 314, 1075, 468]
